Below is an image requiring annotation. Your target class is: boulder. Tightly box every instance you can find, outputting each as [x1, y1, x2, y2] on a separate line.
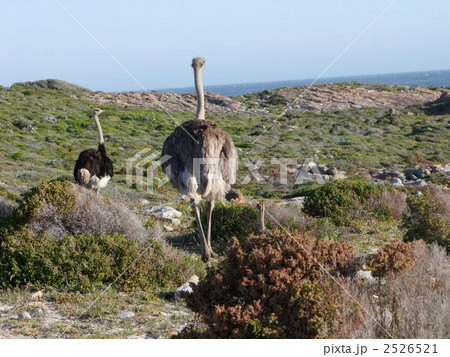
[355, 270, 375, 282]
[174, 275, 200, 300]
[390, 177, 404, 187]
[405, 179, 427, 187]
[142, 205, 182, 225]
[225, 188, 245, 203]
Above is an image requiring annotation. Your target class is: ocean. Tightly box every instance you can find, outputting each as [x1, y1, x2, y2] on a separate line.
[156, 69, 450, 97]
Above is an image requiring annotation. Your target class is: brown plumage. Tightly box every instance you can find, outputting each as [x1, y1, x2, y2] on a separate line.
[161, 58, 238, 261]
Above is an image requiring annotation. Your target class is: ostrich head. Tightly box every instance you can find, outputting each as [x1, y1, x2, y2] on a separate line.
[93, 108, 104, 116]
[192, 57, 206, 120]
[192, 57, 205, 69]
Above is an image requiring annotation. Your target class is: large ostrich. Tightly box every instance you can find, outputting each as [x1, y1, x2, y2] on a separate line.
[162, 57, 238, 261]
[74, 108, 114, 192]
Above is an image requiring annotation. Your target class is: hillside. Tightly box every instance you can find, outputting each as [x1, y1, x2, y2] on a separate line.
[0, 79, 449, 338]
[0, 80, 449, 199]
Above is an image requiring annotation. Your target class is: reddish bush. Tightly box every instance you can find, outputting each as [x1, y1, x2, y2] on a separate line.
[180, 230, 358, 338]
[368, 240, 415, 278]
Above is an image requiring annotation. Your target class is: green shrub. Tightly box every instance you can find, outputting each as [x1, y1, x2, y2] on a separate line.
[11, 180, 76, 227]
[402, 193, 450, 251]
[0, 230, 200, 291]
[198, 202, 259, 253]
[179, 230, 358, 338]
[302, 178, 390, 226]
[0, 181, 203, 291]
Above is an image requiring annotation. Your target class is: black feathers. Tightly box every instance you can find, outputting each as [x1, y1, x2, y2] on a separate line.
[73, 149, 113, 184]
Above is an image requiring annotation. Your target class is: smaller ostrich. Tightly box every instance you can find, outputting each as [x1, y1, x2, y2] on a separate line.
[74, 108, 113, 192]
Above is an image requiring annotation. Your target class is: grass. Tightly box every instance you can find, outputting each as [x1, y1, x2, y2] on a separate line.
[0, 288, 194, 338]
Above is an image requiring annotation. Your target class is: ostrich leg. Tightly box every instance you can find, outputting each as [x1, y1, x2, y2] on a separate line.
[191, 199, 211, 262]
[206, 200, 218, 258]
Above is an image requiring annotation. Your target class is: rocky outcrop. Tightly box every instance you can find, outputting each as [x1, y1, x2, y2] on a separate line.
[83, 90, 262, 115]
[372, 164, 450, 187]
[12, 79, 88, 93]
[237, 83, 444, 112]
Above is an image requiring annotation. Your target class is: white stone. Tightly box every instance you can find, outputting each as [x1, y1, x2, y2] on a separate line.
[174, 275, 200, 300]
[163, 225, 174, 232]
[118, 311, 135, 319]
[18, 311, 31, 320]
[31, 291, 44, 301]
[143, 205, 182, 219]
[30, 308, 44, 317]
[279, 196, 305, 206]
[355, 270, 375, 282]
[405, 179, 427, 187]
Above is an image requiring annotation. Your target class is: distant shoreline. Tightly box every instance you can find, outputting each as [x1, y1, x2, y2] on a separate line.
[153, 69, 450, 97]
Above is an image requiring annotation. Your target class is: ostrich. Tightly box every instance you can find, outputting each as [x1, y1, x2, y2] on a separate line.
[162, 57, 238, 261]
[74, 108, 114, 192]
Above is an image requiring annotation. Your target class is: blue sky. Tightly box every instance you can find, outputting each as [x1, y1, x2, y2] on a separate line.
[0, 0, 449, 91]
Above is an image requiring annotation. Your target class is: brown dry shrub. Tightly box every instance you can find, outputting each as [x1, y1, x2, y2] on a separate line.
[14, 180, 150, 241]
[179, 230, 358, 338]
[264, 202, 316, 233]
[378, 189, 407, 220]
[368, 240, 416, 278]
[346, 242, 450, 338]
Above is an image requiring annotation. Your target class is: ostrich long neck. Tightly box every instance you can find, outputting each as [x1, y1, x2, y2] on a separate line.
[93, 113, 105, 145]
[194, 65, 205, 120]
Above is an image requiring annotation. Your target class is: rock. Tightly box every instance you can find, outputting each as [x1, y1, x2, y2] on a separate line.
[143, 205, 183, 224]
[31, 291, 44, 301]
[41, 114, 58, 124]
[437, 91, 450, 103]
[374, 171, 389, 180]
[413, 191, 423, 196]
[163, 225, 174, 232]
[326, 167, 338, 176]
[18, 311, 31, 320]
[316, 165, 328, 175]
[118, 311, 135, 319]
[389, 171, 405, 179]
[405, 179, 427, 187]
[174, 275, 200, 300]
[404, 168, 427, 179]
[143, 205, 182, 219]
[279, 196, 305, 206]
[390, 177, 404, 187]
[30, 308, 44, 317]
[22, 124, 36, 133]
[388, 108, 399, 116]
[355, 270, 375, 282]
[225, 188, 245, 203]
[380, 308, 393, 327]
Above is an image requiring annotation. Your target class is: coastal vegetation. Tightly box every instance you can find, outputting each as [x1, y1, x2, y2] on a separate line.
[0, 80, 449, 338]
